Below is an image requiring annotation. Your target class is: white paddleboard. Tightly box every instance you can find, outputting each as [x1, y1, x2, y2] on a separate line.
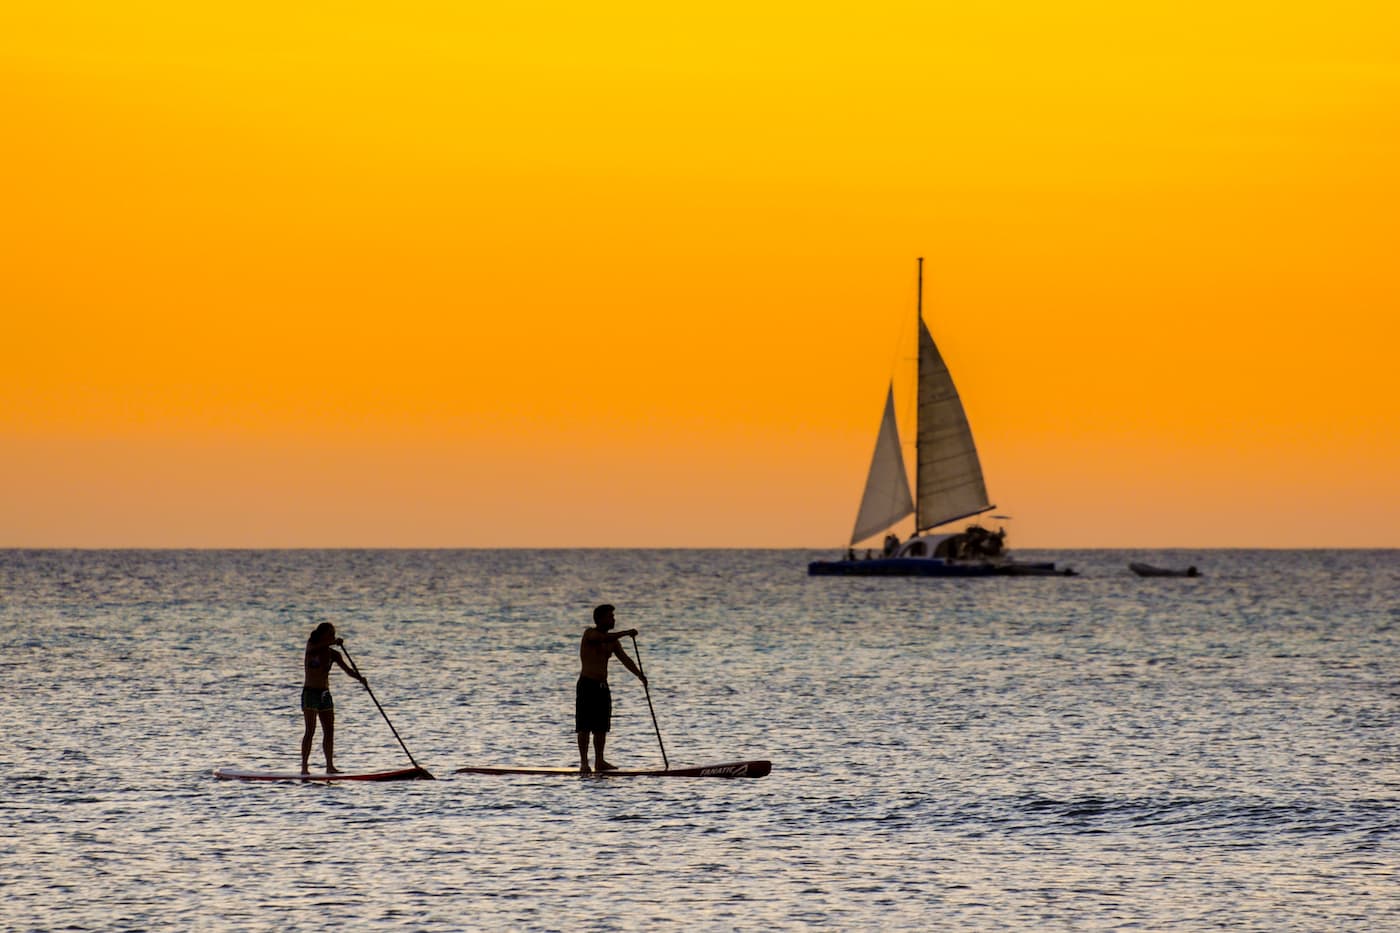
[453, 759, 771, 778]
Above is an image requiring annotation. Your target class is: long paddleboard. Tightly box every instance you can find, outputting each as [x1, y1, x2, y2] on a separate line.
[453, 759, 771, 779]
[213, 766, 432, 782]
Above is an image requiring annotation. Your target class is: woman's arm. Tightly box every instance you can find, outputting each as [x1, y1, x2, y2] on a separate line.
[330, 649, 365, 683]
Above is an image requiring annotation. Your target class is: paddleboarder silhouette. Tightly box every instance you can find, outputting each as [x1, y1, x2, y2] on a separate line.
[576, 604, 646, 773]
[301, 622, 366, 774]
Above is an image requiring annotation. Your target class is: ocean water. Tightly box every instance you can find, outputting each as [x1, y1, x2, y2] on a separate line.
[2, 548, 1397, 930]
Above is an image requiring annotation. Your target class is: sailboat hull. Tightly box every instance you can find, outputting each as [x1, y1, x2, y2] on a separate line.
[807, 557, 1074, 577]
[807, 557, 999, 577]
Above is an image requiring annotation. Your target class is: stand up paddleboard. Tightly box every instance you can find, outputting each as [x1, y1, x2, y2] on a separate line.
[453, 760, 771, 779]
[213, 766, 432, 782]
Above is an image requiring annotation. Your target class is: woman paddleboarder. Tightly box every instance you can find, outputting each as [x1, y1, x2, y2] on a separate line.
[301, 622, 366, 774]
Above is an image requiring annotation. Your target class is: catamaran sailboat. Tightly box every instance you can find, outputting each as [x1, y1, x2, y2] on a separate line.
[808, 260, 1072, 577]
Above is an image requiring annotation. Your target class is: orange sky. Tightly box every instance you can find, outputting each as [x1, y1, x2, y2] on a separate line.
[3, 2, 1397, 547]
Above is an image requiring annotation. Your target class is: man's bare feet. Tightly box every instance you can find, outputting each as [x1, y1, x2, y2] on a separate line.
[597, 760, 618, 771]
[580, 763, 592, 774]
[325, 765, 342, 774]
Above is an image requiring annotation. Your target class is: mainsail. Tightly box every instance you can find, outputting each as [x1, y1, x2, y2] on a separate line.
[849, 385, 915, 544]
[915, 318, 991, 530]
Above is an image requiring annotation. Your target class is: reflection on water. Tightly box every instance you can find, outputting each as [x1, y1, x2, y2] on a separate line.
[2, 549, 1398, 929]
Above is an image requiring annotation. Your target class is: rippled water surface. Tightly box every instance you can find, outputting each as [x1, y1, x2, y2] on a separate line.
[3, 549, 1398, 930]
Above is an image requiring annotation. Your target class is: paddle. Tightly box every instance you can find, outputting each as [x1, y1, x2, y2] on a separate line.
[338, 641, 435, 780]
[629, 634, 668, 771]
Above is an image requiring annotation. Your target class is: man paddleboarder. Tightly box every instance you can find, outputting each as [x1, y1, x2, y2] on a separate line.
[301, 622, 366, 774]
[577, 604, 646, 773]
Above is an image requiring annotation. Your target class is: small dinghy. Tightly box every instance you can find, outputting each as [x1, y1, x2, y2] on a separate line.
[1129, 562, 1201, 578]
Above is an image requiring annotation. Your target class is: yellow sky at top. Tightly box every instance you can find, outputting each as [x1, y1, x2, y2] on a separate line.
[2, 2, 1397, 546]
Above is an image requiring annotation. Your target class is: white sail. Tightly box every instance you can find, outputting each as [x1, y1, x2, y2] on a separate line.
[850, 385, 915, 545]
[915, 319, 991, 529]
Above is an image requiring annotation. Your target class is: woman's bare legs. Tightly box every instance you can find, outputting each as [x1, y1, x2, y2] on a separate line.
[320, 709, 338, 772]
[301, 709, 318, 773]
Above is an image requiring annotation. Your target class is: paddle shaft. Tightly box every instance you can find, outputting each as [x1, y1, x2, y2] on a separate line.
[629, 634, 668, 770]
[338, 642, 433, 779]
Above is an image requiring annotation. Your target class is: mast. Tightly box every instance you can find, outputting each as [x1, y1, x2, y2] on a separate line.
[914, 256, 923, 532]
[910, 255, 995, 536]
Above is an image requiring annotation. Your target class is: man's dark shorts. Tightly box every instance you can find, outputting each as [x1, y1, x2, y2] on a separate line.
[575, 676, 611, 734]
[301, 688, 334, 712]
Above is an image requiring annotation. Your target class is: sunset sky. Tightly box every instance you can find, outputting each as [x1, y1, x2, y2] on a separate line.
[3, 2, 1396, 547]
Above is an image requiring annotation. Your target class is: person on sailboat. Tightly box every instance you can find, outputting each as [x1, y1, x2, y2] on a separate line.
[576, 604, 646, 773]
[300, 622, 366, 774]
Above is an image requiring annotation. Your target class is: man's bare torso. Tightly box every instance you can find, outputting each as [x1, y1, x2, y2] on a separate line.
[579, 629, 616, 682]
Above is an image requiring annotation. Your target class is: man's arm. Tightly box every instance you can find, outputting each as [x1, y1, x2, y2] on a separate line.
[611, 643, 647, 683]
[587, 627, 639, 644]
